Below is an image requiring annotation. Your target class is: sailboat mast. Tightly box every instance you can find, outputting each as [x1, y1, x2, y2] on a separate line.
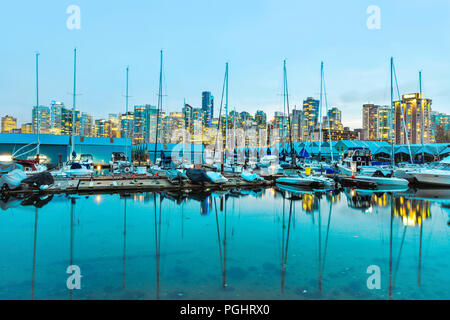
[35, 53, 40, 156]
[419, 71, 424, 162]
[322, 64, 333, 162]
[390, 57, 395, 167]
[125, 66, 129, 159]
[318, 62, 323, 159]
[71, 48, 77, 159]
[154, 50, 163, 163]
[283, 60, 295, 165]
[225, 63, 229, 158]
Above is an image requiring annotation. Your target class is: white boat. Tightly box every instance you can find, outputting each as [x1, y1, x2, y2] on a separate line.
[276, 174, 321, 187]
[309, 175, 335, 187]
[359, 165, 393, 176]
[241, 170, 263, 182]
[401, 157, 450, 187]
[52, 161, 94, 177]
[354, 175, 409, 186]
[206, 171, 228, 184]
[410, 169, 450, 187]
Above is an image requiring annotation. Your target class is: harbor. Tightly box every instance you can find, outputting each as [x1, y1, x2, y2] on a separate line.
[1, 0, 449, 305]
[0, 186, 448, 300]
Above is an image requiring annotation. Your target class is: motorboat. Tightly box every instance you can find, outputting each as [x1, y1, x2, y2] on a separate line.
[110, 152, 133, 174]
[337, 147, 375, 176]
[276, 174, 327, 187]
[53, 160, 94, 177]
[354, 173, 409, 187]
[401, 156, 450, 187]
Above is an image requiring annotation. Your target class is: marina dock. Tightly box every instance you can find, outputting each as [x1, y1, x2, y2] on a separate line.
[2, 174, 274, 198]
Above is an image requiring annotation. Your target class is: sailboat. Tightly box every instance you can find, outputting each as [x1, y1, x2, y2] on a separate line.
[1, 53, 48, 175]
[150, 50, 166, 173]
[276, 61, 334, 188]
[351, 58, 408, 187]
[210, 63, 242, 173]
[53, 49, 93, 177]
[110, 67, 134, 174]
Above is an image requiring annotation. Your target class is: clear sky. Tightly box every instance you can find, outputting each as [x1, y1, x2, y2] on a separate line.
[0, 0, 449, 128]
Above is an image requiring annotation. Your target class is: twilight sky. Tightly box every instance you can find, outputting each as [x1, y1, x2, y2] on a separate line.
[0, 0, 449, 128]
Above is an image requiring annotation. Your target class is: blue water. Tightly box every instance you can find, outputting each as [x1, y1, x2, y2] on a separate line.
[0, 187, 448, 300]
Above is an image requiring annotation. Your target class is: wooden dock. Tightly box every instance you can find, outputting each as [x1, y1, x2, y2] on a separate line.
[3, 174, 274, 198]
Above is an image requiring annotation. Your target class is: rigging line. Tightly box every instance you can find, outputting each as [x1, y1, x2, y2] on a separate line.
[393, 225, 408, 286]
[322, 199, 333, 271]
[223, 196, 227, 288]
[392, 63, 413, 163]
[214, 197, 223, 271]
[31, 208, 38, 300]
[284, 200, 293, 266]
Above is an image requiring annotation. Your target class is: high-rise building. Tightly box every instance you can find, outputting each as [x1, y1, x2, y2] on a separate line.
[202, 91, 214, 128]
[192, 108, 204, 144]
[146, 106, 163, 143]
[80, 112, 93, 137]
[1, 115, 17, 133]
[393, 93, 433, 144]
[301, 97, 320, 141]
[21, 123, 33, 134]
[376, 106, 392, 141]
[362, 103, 379, 140]
[120, 112, 134, 140]
[182, 104, 193, 133]
[50, 101, 64, 135]
[326, 107, 343, 131]
[431, 111, 449, 132]
[32, 105, 51, 134]
[291, 109, 303, 142]
[255, 110, 267, 128]
[60, 107, 80, 136]
[94, 119, 111, 137]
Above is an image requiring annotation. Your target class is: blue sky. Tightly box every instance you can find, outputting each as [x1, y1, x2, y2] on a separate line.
[0, 0, 449, 128]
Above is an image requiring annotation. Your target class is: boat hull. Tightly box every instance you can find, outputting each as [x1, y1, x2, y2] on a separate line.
[355, 175, 409, 186]
[412, 171, 450, 187]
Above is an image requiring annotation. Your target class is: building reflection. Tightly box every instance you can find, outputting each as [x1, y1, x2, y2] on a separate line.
[345, 189, 432, 226]
[393, 196, 431, 226]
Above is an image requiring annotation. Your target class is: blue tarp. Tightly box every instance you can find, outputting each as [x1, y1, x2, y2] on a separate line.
[298, 148, 310, 158]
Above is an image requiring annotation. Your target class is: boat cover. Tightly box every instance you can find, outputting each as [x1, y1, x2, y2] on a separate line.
[206, 171, 228, 184]
[0, 169, 27, 190]
[22, 171, 54, 188]
[185, 169, 212, 184]
[241, 170, 263, 182]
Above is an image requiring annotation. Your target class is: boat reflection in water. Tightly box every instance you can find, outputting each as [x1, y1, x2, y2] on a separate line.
[0, 186, 448, 300]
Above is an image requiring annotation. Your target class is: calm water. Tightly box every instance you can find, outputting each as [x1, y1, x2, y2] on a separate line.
[0, 186, 448, 300]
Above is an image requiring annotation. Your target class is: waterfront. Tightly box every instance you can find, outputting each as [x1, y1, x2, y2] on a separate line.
[0, 187, 448, 300]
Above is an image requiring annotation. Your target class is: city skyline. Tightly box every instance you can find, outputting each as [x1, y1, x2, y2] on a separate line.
[2, 92, 449, 146]
[1, 1, 449, 129]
